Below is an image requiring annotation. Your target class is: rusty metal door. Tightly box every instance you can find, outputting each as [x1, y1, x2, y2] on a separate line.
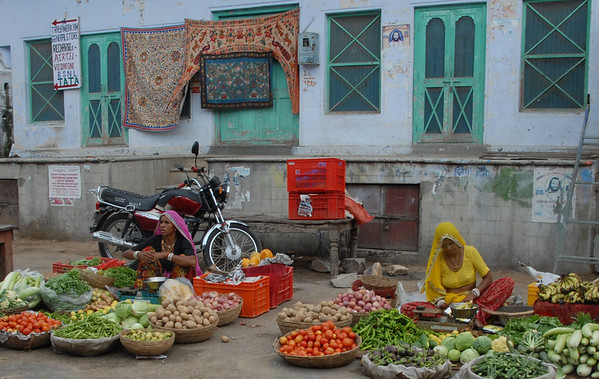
[0, 179, 18, 226]
[347, 184, 419, 251]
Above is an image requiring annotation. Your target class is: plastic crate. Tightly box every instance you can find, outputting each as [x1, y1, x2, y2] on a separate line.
[288, 191, 345, 220]
[527, 282, 539, 306]
[242, 264, 293, 308]
[287, 158, 345, 193]
[193, 275, 270, 318]
[52, 256, 125, 273]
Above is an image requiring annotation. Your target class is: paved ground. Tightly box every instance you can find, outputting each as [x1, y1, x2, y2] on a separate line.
[2, 238, 534, 379]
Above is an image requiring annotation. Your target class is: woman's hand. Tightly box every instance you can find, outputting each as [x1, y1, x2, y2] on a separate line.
[438, 302, 449, 310]
[463, 293, 476, 303]
[139, 250, 160, 263]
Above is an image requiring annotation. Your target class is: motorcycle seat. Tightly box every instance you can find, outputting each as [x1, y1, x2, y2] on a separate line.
[99, 188, 161, 211]
[157, 188, 201, 208]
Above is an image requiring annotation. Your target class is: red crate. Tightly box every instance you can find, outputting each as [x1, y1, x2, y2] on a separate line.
[52, 256, 124, 273]
[193, 275, 270, 318]
[288, 191, 345, 220]
[242, 264, 293, 308]
[287, 158, 345, 193]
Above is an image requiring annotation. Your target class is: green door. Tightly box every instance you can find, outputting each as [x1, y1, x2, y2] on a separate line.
[214, 6, 299, 146]
[81, 33, 126, 145]
[413, 4, 486, 143]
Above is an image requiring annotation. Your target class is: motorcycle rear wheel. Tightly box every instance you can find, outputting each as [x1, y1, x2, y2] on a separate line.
[98, 213, 150, 260]
[203, 224, 262, 272]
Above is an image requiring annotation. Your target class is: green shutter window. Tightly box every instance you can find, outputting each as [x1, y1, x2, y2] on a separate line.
[328, 11, 381, 112]
[522, 0, 589, 109]
[28, 40, 64, 122]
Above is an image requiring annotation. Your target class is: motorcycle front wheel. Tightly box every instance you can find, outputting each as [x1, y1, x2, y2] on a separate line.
[98, 213, 149, 260]
[203, 224, 262, 272]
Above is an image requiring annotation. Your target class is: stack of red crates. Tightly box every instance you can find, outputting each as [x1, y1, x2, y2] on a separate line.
[286, 158, 346, 220]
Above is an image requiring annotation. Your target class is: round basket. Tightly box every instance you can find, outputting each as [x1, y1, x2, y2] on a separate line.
[216, 300, 243, 326]
[1, 304, 29, 315]
[50, 333, 120, 356]
[350, 311, 370, 327]
[149, 319, 218, 344]
[1, 330, 51, 350]
[274, 335, 362, 368]
[276, 315, 352, 336]
[119, 329, 175, 356]
[79, 269, 114, 289]
[360, 276, 398, 291]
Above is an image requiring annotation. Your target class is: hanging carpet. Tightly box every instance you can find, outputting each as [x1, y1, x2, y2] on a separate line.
[122, 25, 187, 131]
[170, 8, 300, 114]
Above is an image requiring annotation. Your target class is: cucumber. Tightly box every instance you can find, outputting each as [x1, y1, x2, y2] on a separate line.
[555, 333, 571, 353]
[543, 327, 576, 338]
[582, 323, 599, 338]
[568, 330, 583, 349]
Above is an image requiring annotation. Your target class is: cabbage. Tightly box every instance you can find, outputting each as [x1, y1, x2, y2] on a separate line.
[455, 331, 475, 352]
[448, 349, 461, 363]
[122, 315, 140, 329]
[139, 314, 149, 328]
[105, 312, 121, 324]
[441, 336, 456, 351]
[433, 345, 448, 358]
[115, 302, 132, 319]
[130, 323, 144, 329]
[147, 303, 160, 312]
[472, 335, 492, 355]
[131, 301, 148, 317]
[460, 348, 480, 364]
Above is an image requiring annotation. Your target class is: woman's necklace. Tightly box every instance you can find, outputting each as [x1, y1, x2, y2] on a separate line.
[447, 254, 462, 272]
[161, 238, 175, 253]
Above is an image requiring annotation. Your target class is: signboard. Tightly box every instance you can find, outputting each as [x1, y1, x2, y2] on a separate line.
[49, 165, 81, 206]
[51, 18, 81, 90]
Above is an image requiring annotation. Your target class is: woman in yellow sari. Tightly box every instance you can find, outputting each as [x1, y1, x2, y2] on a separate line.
[401, 222, 514, 326]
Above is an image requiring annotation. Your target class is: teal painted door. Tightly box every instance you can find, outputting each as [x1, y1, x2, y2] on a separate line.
[214, 7, 299, 145]
[413, 4, 486, 143]
[81, 33, 126, 145]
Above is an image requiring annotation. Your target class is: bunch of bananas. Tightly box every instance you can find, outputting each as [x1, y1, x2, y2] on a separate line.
[538, 273, 599, 304]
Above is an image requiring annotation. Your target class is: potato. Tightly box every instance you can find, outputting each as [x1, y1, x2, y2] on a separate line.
[208, 315, 218, 324]
[175, 316, 182, 323]
[162, 316, 170, 324]
[174, 322, 183, 329]
[192, 309, 201, 317]
[165, 321, 174, 328]
[177, 305, 187, 314]
[150, 315, 158, 324]
[303, 317, 312, 323]
[203, 318, 210, 326]
[194, 315, 203, 324]
[161, 299, 171, 308]
[156, 320, 163, 327]
[173, 310, 180, 317]
[169, 314, 176, 322]
[167, 303, 177, 312]
[164, 310, 172, 317]
[203, 311, 211, 319]
[185, 320, 196, 329]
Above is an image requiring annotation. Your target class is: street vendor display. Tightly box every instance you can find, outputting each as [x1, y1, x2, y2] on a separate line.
[401, 222, 514, 326]
[41, 269, 92, 312]
[194, 291, 243, 326]
[276, 301, 352, 335]
[148, 298, 219, 343]
[0, 269, 45, 311]
[0, 311, 62, 350]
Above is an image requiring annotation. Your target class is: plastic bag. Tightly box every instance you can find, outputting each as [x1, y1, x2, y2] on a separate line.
[12, 269, 45, 308]
[158, 278, 195, 301]
[51, 334, 120, 356]
[40, 284, 92, 313]
[361, 352, 452, 379]
[396, 282, 427, 307]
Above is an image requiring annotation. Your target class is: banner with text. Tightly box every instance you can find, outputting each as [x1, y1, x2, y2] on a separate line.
[51, 18, 81, 90]
[49, 165, 80, 207]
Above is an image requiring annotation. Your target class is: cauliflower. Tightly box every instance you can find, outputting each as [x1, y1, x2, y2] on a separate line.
[491, 336, 510, 353]
[460, 348, 480, 364]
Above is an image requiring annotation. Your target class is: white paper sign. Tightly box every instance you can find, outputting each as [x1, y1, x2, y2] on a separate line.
[51, 18, 81, 90]
[49, 165, 81, 199]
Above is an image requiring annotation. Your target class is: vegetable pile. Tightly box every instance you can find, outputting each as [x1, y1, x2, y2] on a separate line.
[471, 353, 549, 378]
[537, 272, 599, 304]
[277, 321, 358, 356]
[353, 309, 432, 350]
[0, 269, 45, 309]
[52, 313, 122, 339]
[70, 257, 103, 266]
[333, 289, 393, 313]
[123, 329, 173, 342]
[45, 269, 90, 295]
[103, 299, 159, 329]
[277, 301, 352, 324]
[0, 311, 61, 335]
[84, 288, 116, 313]
[148, 298, 218, 329]
[102, 266, 137, 288]
[368, 344, 448, 368]
[194, 291, 242, 312]
[542, 319, 599, 377]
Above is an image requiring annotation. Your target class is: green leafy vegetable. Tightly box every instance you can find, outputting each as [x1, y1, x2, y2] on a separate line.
[45, 269, 90, 295]
[103, 266, 137, 288]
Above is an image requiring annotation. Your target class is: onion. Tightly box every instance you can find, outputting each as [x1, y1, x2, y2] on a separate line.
[355, 293, 363, 301]
[342, 300, 349, 306]
[358, 300, 365, 307]
[363, 295, 370, 302]
[372, 301, 381, 308]
[348, 301, 356, 308]
[384, 304, 392, 310]
[364, 303, 371, 311]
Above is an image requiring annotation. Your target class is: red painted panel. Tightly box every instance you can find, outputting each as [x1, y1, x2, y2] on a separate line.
[384, 185, 419, 216]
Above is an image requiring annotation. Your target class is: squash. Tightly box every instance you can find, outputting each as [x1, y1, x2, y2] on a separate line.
[260, 249, 273, 260]
[241, 258, 251, 268]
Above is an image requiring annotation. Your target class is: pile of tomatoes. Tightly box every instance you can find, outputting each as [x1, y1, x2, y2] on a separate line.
[0, 311, 62, 335]
[278, 320, 359, 356]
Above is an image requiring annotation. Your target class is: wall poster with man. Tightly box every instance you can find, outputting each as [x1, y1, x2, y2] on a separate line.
[532, 167, 574, 223]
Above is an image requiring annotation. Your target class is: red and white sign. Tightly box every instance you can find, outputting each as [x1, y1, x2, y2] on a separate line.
[51, 18, 81, 90]
[49, 165, 81, 199]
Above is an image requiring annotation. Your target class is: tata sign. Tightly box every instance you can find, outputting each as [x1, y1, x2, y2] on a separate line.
[51, 18, 81, 90]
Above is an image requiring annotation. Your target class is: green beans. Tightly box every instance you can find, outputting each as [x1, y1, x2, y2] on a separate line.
[103, 267, 136, 288]
[354, 309, 429, 351]
[45, 269, 90, 295]
[472, 353, 549, 378]
[52, 313, 122, 339]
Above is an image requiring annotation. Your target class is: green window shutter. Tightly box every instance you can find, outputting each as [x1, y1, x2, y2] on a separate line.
[328, 11, 381, 112]
[522, 0, 589, 109]
[28, 40, 65, 122]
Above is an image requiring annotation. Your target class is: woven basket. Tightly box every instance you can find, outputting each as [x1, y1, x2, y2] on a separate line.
[360, 275, 398, 291]
[1, 331, 52, 350]
[1, 305, 29, 315]
[119, 329, 175, 356]
[216, 300, 243, 326]
[79, 269, 114, 289]
[149, 319, 218, 344]
[274, 335, 362, 368]
[276, 315, 352, 336]
[350, 311, 370, 327]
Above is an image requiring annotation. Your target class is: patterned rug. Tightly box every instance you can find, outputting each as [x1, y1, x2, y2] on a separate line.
[122, 25, 187, 131]
[170, 8, 300, 114]
[200, 52, 272, 109]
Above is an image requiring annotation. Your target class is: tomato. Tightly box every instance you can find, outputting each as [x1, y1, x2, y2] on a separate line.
[294, 335, 303, 344]
[325, 347, 335, 355]
[22, 327, 32, 335]
[342, 326, 352, 334]
[348, 331, 356, 339]
[314, 341, 321, 348]
[342, 337, 354, 348]
[329, 340, 338, 349]
[324, 329, 333, 339]
[287, 340, 296, 348]
[290, 331, 299, 338]
[279, 336, 288, 345]
[298, 329, 308, 336]
[300, 340, 307, 348]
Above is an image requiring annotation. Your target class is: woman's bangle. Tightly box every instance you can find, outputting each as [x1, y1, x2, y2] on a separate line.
[435, 298, 446, 307]
[133, 251, 140, 259]
[167, 253, 174, 261]
[472, 288, 481, 298]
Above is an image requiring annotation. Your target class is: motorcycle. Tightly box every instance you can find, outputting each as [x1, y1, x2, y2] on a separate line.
[88, 141, 262, 272]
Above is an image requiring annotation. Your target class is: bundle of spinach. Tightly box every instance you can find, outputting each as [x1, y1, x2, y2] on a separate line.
[45, 269, 90, 295]
[103, 266, 137, 288]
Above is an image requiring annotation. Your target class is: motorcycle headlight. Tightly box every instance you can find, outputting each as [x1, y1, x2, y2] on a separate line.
[218, 184, 230, 204]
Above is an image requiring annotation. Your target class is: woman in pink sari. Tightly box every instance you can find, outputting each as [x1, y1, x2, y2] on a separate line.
[123, 210, 202, 288]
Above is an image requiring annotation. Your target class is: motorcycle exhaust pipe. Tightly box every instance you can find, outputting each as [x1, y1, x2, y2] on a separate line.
[92, 231, 136, 249]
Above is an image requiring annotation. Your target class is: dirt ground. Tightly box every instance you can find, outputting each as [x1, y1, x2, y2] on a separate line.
[2, 238, 534, 379]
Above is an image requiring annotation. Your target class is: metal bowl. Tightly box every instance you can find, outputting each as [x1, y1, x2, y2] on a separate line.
[144, 277, 167, 290]
[450, 302, 479, 319]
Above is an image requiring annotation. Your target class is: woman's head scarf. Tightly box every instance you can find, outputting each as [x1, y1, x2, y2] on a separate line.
[155, 210, 202, 275]
[421, 222, 466, 302]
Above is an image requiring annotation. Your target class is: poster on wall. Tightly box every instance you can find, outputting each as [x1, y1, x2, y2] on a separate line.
[49, 165, 80, 206]
[532, 167, 574, 223]
[382, 24, 410, 48]
[51, 17, 81, 90]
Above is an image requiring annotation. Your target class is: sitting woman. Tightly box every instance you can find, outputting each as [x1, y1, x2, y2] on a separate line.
[123, 210, 202, 288]
[401, 222, 514, 326]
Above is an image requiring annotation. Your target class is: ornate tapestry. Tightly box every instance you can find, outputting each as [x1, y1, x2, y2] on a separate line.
[122, 25, 187, 131]
[170, 8, 300, 114]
